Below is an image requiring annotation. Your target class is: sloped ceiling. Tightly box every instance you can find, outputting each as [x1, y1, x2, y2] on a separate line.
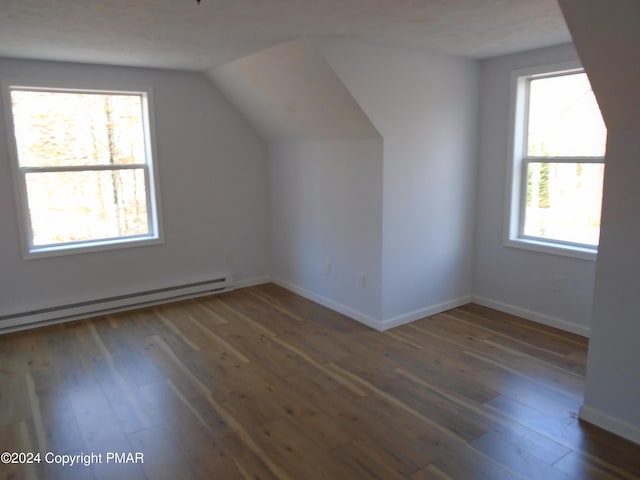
[207, 38, 379, 142]
[557, 0, 640, 130]
[0, 0, 570, 70]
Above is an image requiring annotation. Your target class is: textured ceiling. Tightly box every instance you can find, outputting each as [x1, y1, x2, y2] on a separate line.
[0, 0, 571, 71]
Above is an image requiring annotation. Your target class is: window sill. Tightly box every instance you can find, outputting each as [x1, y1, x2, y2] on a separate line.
[25, 235, 163, 260]
[504, 237, 597, 261]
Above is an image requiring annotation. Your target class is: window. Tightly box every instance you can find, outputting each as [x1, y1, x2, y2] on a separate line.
[506, 63, 606, 259]
[6, 86, 162, 257]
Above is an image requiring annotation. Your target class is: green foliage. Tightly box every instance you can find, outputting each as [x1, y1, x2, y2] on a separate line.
[538, 162, 550, 208]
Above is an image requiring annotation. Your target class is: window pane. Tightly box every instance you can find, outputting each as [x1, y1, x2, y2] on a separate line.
[25, 169, 149, 246]
[11, 90, 146, 167]
[524, 162, 604, 246]
[527, 73, 606, 157]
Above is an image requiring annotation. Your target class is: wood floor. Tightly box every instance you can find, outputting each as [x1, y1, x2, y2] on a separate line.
[1, 284, 639, 480]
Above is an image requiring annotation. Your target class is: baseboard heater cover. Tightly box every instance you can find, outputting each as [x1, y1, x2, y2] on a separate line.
[0, 274, 233, 333]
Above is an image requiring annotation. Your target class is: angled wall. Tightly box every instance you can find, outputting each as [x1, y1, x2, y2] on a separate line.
[316, 39, 478, 326]
[558, 0, 640, 444]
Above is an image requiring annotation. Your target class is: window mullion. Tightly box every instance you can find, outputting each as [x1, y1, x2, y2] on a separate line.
[20, 164, 146, 174]
[523, 156, 604, 164]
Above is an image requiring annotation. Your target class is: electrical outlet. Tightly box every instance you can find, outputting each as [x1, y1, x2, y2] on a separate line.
[358, 272, 367, 288]
[552, 274, 565, 293]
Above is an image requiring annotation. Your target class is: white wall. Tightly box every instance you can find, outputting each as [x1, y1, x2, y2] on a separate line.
[316, 39, 478, 324]
[581, 128, 640, 443]
[0, 58, 270, 318]
[473, 44, 596, 336]
[558, 0, 640, 444]
[268, 139, 383, 324]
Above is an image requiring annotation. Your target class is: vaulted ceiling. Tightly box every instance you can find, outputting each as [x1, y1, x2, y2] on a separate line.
[0, 0, 570, 70]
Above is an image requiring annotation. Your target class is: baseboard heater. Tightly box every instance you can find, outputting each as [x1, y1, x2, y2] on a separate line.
[0, 273, 233, 334]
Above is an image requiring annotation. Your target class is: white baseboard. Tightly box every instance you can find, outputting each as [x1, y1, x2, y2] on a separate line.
[271, 278, 474, 332]
[472, 295, 590, 338]
[380, 295, 473, 330]
[2, 272, 590, 342]
[580, 404, 640, 445]
[234, 275, 271, 289]
[271, 278, 383, 330]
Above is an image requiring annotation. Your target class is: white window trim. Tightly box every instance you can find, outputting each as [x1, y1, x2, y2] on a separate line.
[2, 80, 164, 259]
[504, 60, 600, 262]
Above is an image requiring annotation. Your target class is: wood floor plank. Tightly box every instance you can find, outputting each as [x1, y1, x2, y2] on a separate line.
[394, 368, 573, 465]
[415, 312, 586, 394]
[345, 327, 502, 405]
[251, 417, 361, 480]
[0, 372, 31, 426]
[185, 443, 244, 480]
[427, 443, 526, 480]
[331, 441, 407, 480]
[553, 450, 637, 480]
[0, 421, 40, 480]
[27, 367, 86, 455]
[140, 381, 227, 453]
[14, 330, 53, 372]
[403, 319, 584, 413]
[410, 464, 454, 479]
[274, 373, 357, 449]
[1, 284, 639, 480]
[67, 382, 147, 480]
[478, 304, 588, 343]
[127, 424, 196, 480]
[335, 358, 487, 443]
[470, 430, 574, 480]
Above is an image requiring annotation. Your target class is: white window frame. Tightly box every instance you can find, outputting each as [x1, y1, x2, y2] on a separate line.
[3, 80, 164, 259]
[504, 61, 603, 261]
